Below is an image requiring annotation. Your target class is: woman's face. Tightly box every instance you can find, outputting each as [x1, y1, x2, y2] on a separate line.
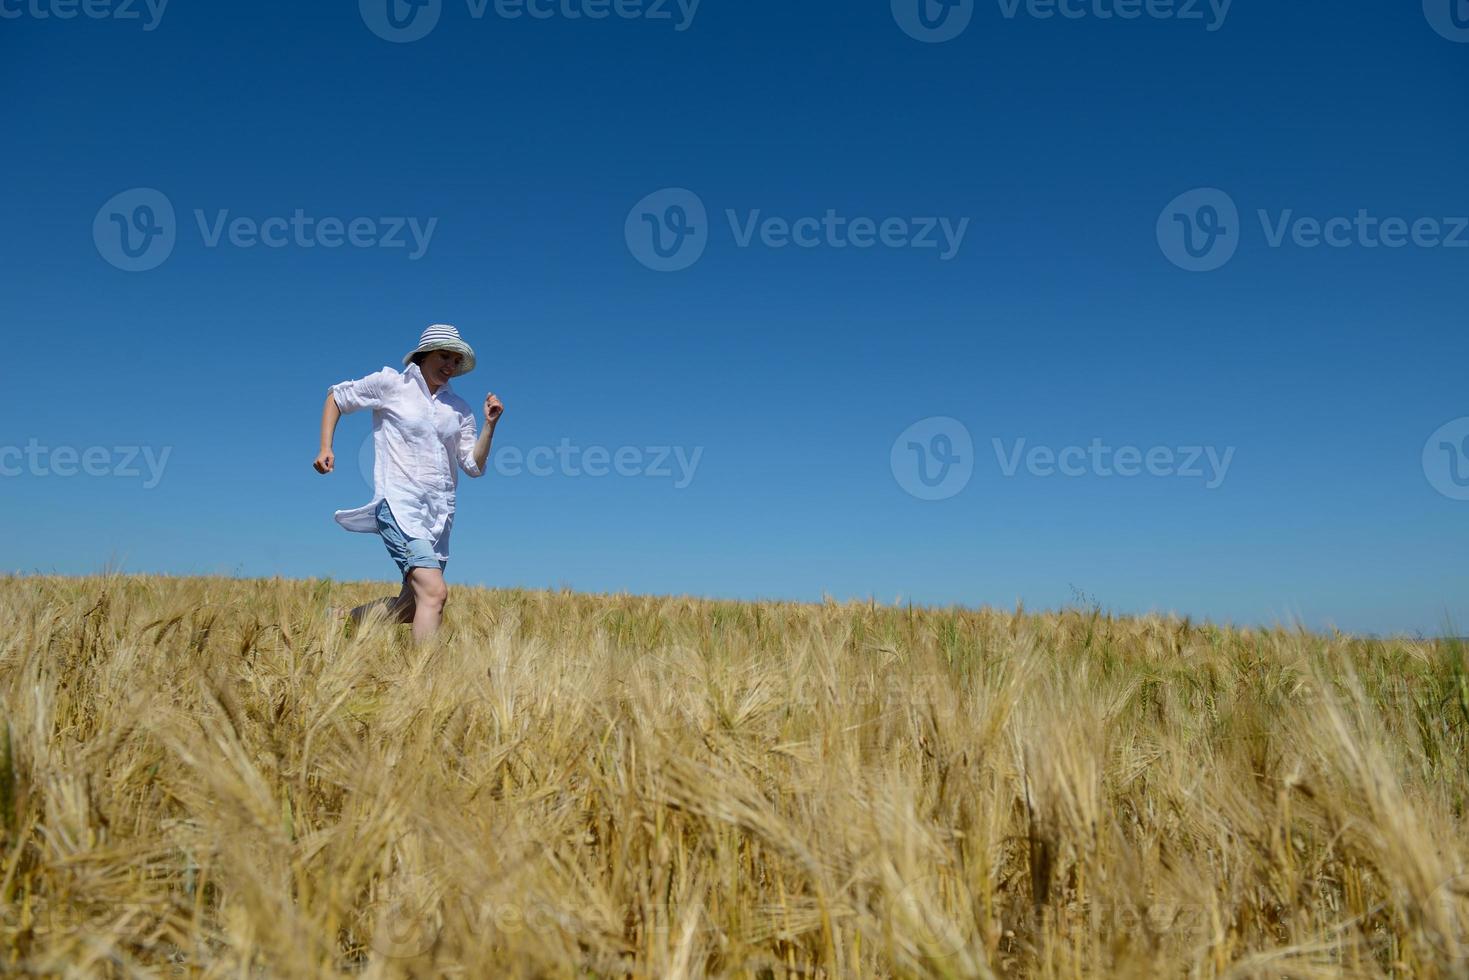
[419, 348, 463, 388]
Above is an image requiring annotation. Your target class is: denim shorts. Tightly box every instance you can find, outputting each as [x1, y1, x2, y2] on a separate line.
[375, 499, 446, 579]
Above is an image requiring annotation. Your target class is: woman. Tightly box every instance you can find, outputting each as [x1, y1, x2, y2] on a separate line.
[313, 324, 504, 642]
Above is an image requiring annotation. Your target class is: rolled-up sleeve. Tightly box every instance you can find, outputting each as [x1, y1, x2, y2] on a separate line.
[330, 368, 390, 414]
[456, 410, 484, 477]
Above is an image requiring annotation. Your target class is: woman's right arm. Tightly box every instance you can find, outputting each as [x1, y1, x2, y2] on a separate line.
[314, 392, 341, 474]
[315, 368, 389, 474]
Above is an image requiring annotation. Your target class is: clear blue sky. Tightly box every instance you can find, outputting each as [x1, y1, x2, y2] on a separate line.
[2, 1, 1466, 635]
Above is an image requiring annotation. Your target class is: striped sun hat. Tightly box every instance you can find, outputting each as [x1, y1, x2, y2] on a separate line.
[403, 323, 476, 377]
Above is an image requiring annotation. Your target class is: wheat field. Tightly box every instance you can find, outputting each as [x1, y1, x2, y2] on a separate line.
[0, 574, 1466, 978]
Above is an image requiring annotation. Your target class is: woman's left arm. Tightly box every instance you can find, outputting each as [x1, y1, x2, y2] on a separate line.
[467, 393, 504, 475]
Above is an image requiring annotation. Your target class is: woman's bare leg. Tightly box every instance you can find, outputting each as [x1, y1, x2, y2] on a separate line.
[407, 567, 448, 643]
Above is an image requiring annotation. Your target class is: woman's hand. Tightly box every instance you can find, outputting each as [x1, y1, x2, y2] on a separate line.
[317, 393, 342, 475]
[472, 397, 502, 474]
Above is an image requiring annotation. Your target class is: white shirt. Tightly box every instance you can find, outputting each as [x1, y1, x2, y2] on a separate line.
[329, 363, 483, 560]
